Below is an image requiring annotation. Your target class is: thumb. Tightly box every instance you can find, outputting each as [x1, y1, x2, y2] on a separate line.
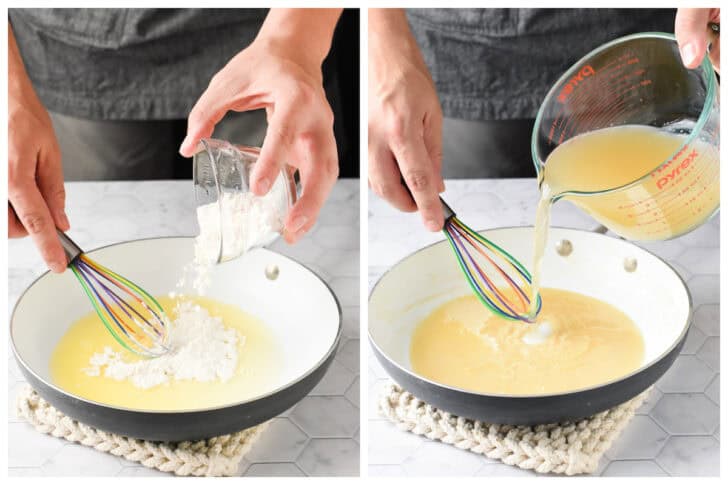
[675, 8, 712, 69]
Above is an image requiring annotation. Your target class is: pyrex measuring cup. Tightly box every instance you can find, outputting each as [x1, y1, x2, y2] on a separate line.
[193, 138, 298, 262]
[532, 32, 719, 241]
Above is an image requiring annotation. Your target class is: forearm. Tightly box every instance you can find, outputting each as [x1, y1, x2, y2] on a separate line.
[256, 8, 343, 68]
[8, 23, 41, 109]
[369, 8, 420, 54]
[369, 9, 429, 88]
[8, 22, 30, 99]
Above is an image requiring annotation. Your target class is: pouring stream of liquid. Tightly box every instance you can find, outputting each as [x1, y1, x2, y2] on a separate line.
[528, 180, 553, 319]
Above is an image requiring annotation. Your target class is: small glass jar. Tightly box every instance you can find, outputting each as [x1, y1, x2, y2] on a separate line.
[192, 138, 297, 263]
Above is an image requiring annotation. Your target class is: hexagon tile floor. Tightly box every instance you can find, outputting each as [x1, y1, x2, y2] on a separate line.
[8, 180, 360, 477]
[368, 179, 719, 477]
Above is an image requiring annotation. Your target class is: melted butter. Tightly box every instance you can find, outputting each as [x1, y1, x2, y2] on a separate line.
[410, 288, 644, 395]
[50, 295, 280, 411]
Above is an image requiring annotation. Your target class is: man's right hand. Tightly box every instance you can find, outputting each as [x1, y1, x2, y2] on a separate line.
[368, 9, 445, 232]
[8, 25, 69, 273]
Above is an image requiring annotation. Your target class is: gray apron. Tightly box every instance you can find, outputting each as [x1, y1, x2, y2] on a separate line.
[9, 8, 268, 120]
[10, 8, 358, 181]
[407, 8, 677, 121]
[408, 9, 676, 178]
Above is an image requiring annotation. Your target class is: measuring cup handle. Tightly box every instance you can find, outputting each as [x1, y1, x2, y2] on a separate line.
[57, 230, 83, 264]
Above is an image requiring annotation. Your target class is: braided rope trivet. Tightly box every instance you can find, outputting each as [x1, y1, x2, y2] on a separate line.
[379, 382, 651, 476]
[16, 386, 268, 476]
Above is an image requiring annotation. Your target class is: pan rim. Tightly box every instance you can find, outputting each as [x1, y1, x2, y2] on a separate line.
[11, 236, 343, 415]
[368, 225, 693, 400]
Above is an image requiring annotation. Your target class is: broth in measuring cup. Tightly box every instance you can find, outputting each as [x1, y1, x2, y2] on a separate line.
[528, 124, 718, 314]
[527, 33, 719, 317]
[543, 124, 718, 240]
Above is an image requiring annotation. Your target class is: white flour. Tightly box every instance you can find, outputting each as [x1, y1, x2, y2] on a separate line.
[208, 189, 286, 262]
[84, 301, 241, 389]
[85, 186, 284, 390]
[176, 187, 287, 296]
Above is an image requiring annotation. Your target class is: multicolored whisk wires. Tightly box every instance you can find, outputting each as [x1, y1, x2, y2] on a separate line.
[442, 202, 542, 322]
[58, 231, 170, 357]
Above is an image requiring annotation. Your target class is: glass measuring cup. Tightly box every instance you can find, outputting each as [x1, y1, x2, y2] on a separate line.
[192, 138, 298, 262]
[532, 32, 719, 241]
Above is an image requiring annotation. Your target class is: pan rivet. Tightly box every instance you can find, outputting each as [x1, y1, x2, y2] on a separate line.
[265, 264, 280, 280]
[556, 239, 573, 256]
[624, 257, 638, 272]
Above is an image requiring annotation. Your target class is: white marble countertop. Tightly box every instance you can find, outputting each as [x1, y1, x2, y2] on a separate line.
[8, 179, 360, 477]
[368, 178, 719, 477]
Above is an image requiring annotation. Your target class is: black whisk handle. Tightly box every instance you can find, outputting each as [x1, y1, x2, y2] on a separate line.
[398, 174, 456, 223]
[440, 197, 456, 221]
[57, 230, 83, 264]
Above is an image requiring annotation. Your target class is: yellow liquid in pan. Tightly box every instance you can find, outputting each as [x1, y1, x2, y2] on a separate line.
[50, 296, 280, 411]
[410, 288, 644, 395]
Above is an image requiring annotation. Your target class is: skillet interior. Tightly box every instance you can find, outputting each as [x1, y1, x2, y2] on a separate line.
[11, 237, 341, 439]
[369, 227, 690, 423]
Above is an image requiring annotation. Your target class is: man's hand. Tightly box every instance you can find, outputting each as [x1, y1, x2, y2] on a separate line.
[675, 8, 720, 73]
[8, 24, 69, 273]
[180, 9, 342, 243]
[368, 9, 444, 232]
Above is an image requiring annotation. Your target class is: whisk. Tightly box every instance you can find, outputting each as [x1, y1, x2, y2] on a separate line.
[57, 231, 170, 357]
[440, 198, 542, 322]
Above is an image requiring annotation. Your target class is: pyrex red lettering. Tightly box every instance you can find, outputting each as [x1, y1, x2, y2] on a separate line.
[557, 65, 595, 103]
[656, 149, 698, 189]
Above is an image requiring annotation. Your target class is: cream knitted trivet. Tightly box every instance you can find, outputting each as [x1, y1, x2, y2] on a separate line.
[379, 382, 651, 476]
[16, 386, 267, 476]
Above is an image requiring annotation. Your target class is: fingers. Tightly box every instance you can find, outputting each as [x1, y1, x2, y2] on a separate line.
[675, 8, 713, 68]
[389, 120, 444, 231]
[8, 204, 26, 238]
[282, 131, 339, 243]
[253, 104, 295, 196]
[8, 179, 67, 273]
[179, 76, 237, 157]
[423, 108, 445, 193]
[36, 141, 70, 232]
[368, 143, 417, 212]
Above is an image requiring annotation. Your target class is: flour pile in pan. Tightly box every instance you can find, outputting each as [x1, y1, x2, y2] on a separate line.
[84, 301, 241, 389]
[83, 192, 281, 390]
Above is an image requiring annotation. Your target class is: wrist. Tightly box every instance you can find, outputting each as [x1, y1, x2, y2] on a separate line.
[252, 35, 323, 78]
[8, 72, 44, 115]
[369, 9, 423, 65]
[369, 9, 414, 45]
[256, 9, 341, 70]
[9, 24, 42, 113]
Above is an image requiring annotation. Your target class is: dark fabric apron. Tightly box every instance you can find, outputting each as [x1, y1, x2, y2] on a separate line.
[407, 8, 677, 121]
[10, 8, 360, 178]
[9, 8, 268, 120]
